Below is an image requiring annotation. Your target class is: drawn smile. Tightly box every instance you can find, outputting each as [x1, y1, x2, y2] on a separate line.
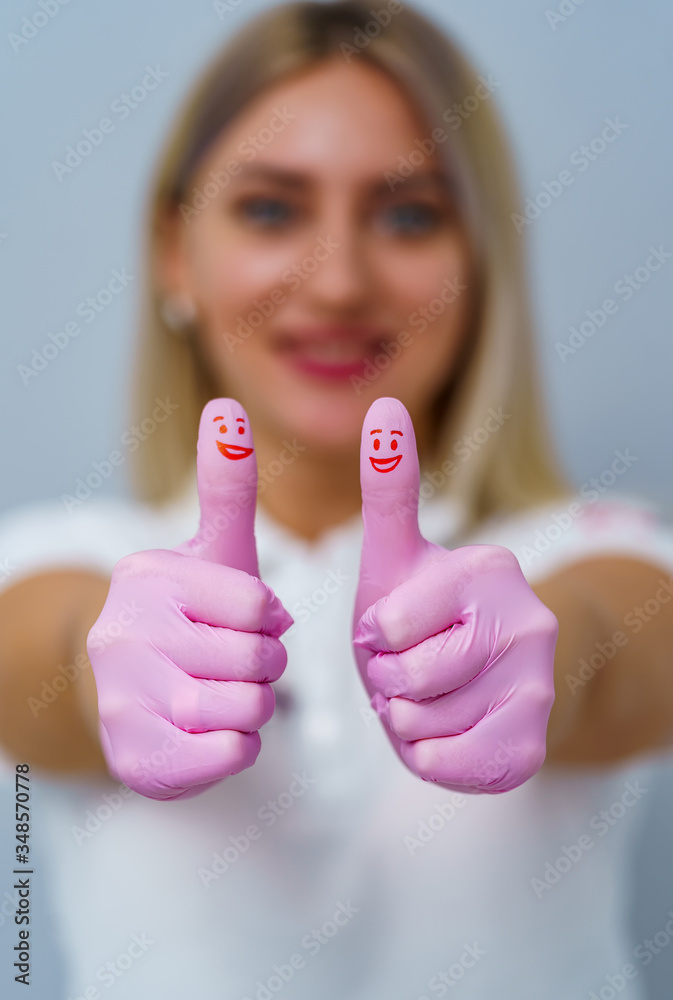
[216, 441, 254, 461]
[369, 455, 402, 473]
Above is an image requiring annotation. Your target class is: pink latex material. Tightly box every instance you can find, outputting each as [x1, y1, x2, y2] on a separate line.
[87, 399, 293, 801]
[353, 397, 558, 793]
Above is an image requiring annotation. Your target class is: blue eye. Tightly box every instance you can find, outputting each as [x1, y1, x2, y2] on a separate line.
[239, 197, 295, 227]
[383, 203, 440, 235]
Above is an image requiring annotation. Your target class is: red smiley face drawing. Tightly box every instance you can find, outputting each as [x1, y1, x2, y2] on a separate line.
[213, 415, 254, 460]
[369, 428, 403, 473]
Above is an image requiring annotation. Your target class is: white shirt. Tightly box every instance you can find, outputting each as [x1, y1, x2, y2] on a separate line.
[1, 483, 672, 1000]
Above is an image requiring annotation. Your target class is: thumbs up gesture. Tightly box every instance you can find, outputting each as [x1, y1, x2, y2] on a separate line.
[87, 399, 293, 801]
[353, 398, 558, 793]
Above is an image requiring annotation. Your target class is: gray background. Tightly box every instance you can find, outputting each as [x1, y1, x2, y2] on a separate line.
[1, 0, 672, 996]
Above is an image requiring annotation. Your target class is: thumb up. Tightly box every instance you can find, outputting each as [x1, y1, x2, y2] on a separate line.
[88, 399, 293, 801]
[352, 397, 558, 794]
[172, 398, 259, 573]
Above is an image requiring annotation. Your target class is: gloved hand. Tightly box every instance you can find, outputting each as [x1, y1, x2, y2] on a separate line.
[87, 398, 293, 801]
[352, 397, 558, 793]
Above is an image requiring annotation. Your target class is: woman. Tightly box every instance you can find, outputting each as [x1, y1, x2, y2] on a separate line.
[1, 2, 672, 997]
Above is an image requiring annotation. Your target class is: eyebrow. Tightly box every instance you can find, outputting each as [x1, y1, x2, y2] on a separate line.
[234, 164, 449, 195]
[370, 428, 382, 434]
[213, 416, 224, 422]
[236, 418, 244, 422]
[391, 430, 403, 436]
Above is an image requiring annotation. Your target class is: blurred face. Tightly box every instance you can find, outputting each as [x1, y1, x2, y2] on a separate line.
[162, 56, 473, 455]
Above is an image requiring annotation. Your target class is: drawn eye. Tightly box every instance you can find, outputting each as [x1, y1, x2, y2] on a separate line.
[219, 424, 227, 433]
[238, 425, 244, 434]
[373, 438, 380, 451]
[390, 438, 398, 451]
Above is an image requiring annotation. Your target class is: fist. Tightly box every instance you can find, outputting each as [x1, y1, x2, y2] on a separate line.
[88, 399, 293, 801]
[352, 397, 557, 793]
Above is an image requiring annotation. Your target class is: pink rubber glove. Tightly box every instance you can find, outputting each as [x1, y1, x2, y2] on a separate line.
[87, 399, 293, 801]
[353, 397, 558, 793]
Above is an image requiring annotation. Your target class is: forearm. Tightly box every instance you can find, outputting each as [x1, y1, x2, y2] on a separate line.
[0, 570, 110, 773]
[533, 556, 673, 765]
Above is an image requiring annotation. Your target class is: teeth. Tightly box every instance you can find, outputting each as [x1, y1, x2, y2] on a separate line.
[302, 340, 370, 363]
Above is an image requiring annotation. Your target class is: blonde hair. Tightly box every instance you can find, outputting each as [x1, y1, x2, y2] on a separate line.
[130, 0, 570, 530]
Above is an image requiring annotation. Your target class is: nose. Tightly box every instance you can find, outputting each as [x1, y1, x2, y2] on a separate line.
[301, 209, 372, 315]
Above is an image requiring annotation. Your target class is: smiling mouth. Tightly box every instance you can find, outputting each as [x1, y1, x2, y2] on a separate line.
[369, 455, 402, 473]
[216, 442, 254, 461]
[273, 328, 397, 381]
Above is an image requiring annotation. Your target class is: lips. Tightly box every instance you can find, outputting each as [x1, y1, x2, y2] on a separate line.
[273, 326, 395, 381]
[216, 441, 254, 461]
[369, 455, 402, 473]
